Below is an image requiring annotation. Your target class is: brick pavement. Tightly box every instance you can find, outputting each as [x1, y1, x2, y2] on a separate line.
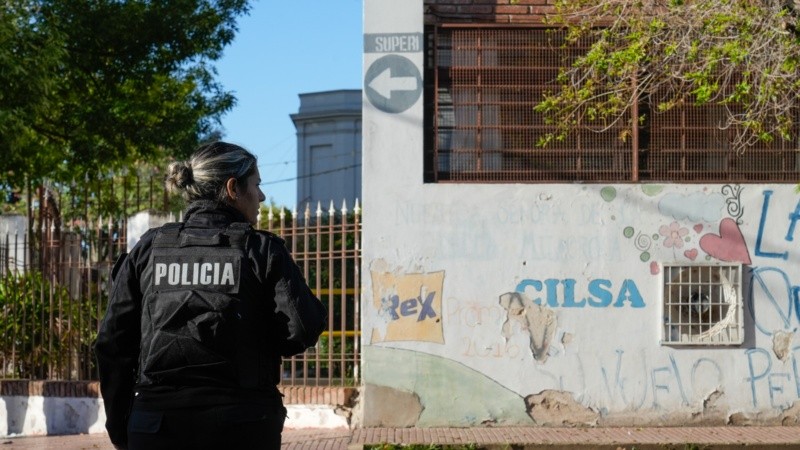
[2, 426, 800, 449]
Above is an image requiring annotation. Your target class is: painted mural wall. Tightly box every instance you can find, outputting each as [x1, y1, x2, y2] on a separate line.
[362, 0, 800, 427]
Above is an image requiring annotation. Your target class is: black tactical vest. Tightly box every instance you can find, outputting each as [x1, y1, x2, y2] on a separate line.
[138, 222, 268, 389]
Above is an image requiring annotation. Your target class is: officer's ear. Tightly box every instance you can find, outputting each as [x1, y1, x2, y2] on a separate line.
[225, 177, 239, 201]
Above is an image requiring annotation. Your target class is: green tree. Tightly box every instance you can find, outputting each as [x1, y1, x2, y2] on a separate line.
[533, 0, 800, 155]
[0, 1, 66, 186]
[0, 0, 250, 188]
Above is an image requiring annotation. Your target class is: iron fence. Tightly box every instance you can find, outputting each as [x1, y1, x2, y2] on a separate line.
[0, 182, 361, 387]
[263, 201, 361, 387]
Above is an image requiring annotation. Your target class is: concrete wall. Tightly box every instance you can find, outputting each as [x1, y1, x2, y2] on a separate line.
[361, 0, 800, 427]
[126, 211, 174, 252]
[0, 382, 353, 437]
[0, 214, 28, 271]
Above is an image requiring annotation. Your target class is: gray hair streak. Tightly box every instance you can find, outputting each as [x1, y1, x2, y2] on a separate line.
[166, 141, 257, 202]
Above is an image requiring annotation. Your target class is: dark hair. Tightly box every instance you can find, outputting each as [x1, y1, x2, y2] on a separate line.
[165, 141, 257, 202]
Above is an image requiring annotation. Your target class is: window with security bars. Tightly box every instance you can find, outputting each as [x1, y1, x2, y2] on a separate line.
[424, 25, 800, 183]
[661, 264, 744, 346]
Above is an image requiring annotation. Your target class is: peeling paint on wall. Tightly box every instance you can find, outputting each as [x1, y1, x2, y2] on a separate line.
[361, 384, 423, 427]
[772, 330, 794, 361]
[703, 390, 724, 414]
[524, 390, 598, 426]
[499, 292, 557, 362]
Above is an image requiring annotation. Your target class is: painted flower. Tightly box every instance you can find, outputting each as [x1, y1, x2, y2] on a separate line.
[659, 221, 689, 249]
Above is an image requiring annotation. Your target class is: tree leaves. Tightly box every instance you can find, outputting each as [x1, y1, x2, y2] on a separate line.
[535, 0, 800, 153]
[0, 0, 249, 187]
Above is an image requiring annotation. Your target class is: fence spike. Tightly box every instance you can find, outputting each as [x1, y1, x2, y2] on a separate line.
[354, 198, 361, 215]
[267, 207, 274, 222]
[316, 201, 323, 217]
[304, 203, 311, 221]
[279, 206, 286, 221]
[328, 200, 335, 216]
[341, 199, 348, 215]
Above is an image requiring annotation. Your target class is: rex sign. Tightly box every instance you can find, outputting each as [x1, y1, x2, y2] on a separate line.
[370, 270, 445, 344]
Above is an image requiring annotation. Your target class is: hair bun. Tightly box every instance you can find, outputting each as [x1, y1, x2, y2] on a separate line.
[176, 162, 194, 188]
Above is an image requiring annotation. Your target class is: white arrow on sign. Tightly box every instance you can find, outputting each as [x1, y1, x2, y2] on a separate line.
[368, 68, 417, 100]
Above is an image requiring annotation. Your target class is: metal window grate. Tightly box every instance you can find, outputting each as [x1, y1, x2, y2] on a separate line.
[428, 26, 633, 183]
[661, 263, 743, 346]
[425, 25, 800, 184]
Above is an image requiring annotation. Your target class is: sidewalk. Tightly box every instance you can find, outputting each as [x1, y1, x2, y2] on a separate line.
[3, 426, 800, 449]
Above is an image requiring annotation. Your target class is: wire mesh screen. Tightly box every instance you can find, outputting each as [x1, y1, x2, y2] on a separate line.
[426, 26, 800, 184]
[429, 27, 633, 182]
[648, 91, 800, 182]
[662, 264, 743, 346]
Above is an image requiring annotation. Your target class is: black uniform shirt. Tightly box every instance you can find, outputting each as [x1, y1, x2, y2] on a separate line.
[94, 200, 327, 448]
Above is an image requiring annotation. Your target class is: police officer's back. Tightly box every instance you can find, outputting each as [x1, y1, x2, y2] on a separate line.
[95, 142, 327, 450]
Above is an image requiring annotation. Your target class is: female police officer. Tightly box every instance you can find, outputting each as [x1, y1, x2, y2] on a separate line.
[95, 141, 327, 449]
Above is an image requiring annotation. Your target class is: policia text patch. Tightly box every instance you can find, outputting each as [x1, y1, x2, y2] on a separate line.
[151, 250, 242, 294]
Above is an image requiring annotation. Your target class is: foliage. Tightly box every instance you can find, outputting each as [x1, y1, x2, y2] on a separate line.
[534, 0, 800, 154]
[0, 270, 104, 379]
[0, 0, 250, 188]
[0, 1, 66, 186]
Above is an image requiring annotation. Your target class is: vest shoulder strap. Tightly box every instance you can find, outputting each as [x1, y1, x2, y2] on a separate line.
[152, 222, 251, 249]
[152, 223, 184, 248]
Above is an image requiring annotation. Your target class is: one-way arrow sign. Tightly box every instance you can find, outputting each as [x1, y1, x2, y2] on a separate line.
[364, 54, 422, 114]
[368, 68, 418, 100]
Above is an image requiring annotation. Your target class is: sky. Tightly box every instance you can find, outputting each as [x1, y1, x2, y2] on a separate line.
[214, 0, 363, 208]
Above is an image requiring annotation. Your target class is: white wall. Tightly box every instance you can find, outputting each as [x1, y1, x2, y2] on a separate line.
[0, 214, 28, 271]
[362, 0, 800, 427]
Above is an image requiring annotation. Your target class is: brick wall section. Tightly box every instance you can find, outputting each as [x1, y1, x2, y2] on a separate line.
[278, 386, 358, 407]
[0, 380, 356, 407]
[425, 0, 554, 24]
[0, 380, 101, 397]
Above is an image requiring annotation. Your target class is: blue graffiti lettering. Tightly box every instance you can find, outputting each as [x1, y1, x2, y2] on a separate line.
[769, 373, 792, 409]
[651, 366, 672, 409]
[561, 279, 585, 307]
[516, 278, 645, 308]
[787, 199, 800, 242]
[543, 279, 560, 307]
[601, 349, 648, 409]
[747, 347, 775, 408]
[755, 190, 789, 260]
[670, 354, 689, 405]
[588, 279, 613, 307]
[747, 267, 796, 336]
[599, 350, 723, 410]
[381, 295, 400, 320]
[417, 292, 437, 321]
[381, 292, 437, 322]
[400, 298, 417, 316]
[616, 280, 646, 308]
[746, 346, 800, 408]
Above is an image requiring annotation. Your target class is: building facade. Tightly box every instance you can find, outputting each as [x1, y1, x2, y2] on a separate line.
[291, 90, 362, 211]
[361, 0, 800, 427]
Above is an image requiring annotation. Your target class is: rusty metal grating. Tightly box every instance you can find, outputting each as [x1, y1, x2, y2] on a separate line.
[425, 26, 800, 183]
[648, 96, 800, 182]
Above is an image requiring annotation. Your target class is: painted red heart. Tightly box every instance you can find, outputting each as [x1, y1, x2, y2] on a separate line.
[699, 218, 752, 264]
[684, 248, 698, 261]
